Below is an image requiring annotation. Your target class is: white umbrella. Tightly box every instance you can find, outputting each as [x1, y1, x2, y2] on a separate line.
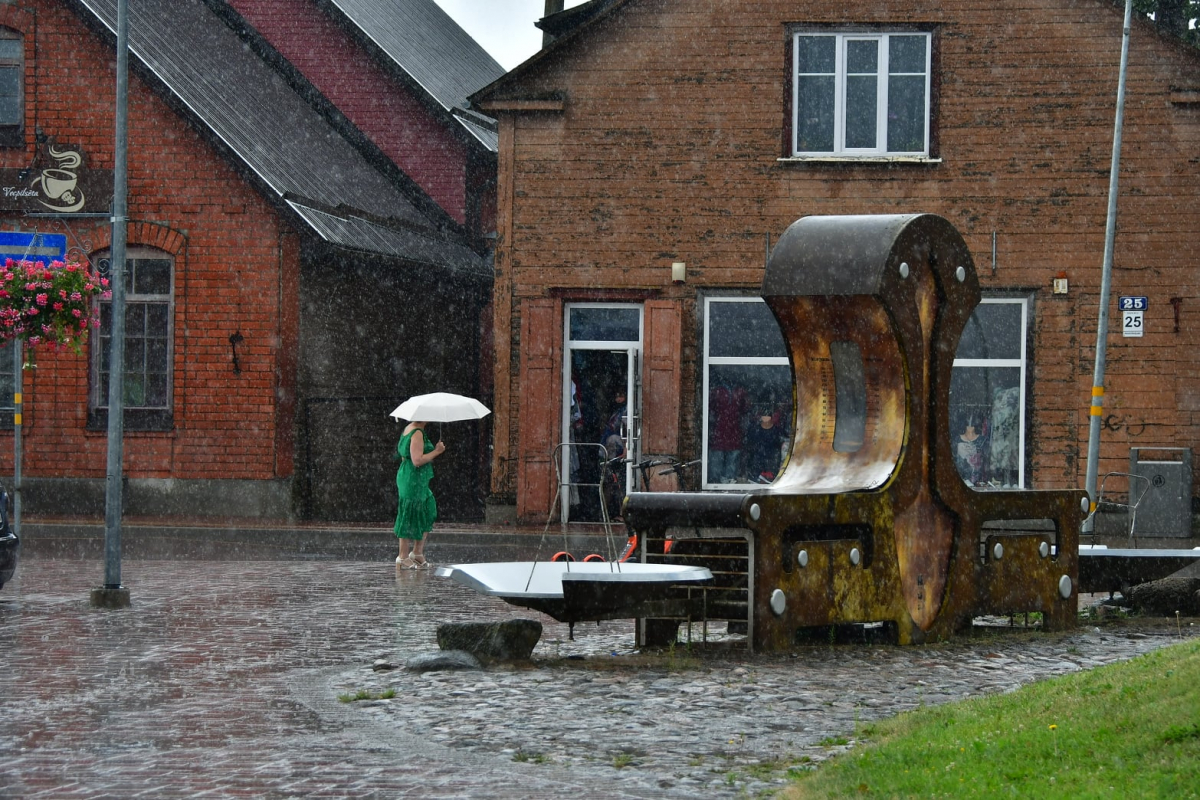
[389, 392, 491, 422]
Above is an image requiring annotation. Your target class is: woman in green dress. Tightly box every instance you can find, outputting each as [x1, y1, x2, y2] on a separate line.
[395, 420, 446, 569]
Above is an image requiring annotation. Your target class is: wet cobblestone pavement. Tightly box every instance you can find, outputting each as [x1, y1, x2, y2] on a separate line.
[2, 550, 1195, 798]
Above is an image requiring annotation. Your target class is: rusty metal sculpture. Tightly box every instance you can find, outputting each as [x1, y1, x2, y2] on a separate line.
[626, 214, 1088, 650]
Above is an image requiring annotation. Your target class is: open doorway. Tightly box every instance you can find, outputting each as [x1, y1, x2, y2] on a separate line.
[563, 304, 641, 523]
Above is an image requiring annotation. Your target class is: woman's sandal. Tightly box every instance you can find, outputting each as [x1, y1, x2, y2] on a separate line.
[412, 557, 430, 570]
[396, 556, 417, 569]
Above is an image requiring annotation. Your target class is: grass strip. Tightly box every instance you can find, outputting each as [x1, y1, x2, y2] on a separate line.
[782, 638, 1200, 798]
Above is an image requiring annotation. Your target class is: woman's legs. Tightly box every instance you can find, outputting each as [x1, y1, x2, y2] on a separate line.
[397, 537, 413, 562]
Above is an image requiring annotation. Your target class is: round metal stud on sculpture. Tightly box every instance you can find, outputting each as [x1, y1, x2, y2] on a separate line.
[769, 588, 786, 616]
[849, 547, 861, 566]
[1058, 575, 1073, 599]
[956, 265, 967, 282]
[993, 542, 1004, 560]
[797, 549, 809, 568]
[1039, 541, 1050, 558]
[899, 261, 909, 278]
[749, 503, 761, 521]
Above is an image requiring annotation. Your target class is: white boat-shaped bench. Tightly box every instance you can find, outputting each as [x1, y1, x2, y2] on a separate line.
[435, 561, 713, 624]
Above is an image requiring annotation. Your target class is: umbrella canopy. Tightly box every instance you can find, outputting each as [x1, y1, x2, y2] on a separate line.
[389, 392, 491, 422]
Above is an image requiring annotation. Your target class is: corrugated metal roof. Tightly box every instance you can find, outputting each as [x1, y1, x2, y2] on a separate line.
[74, 0, 484, 274]
[327, 0, 504, 149]
[287, 200, 489, 279]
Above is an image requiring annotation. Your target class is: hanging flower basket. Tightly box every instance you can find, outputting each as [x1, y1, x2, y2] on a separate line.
[0, 257, 109, 366]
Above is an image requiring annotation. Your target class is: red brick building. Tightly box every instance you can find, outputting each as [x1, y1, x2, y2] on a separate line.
[0, 0, 499, 522]
[474, 0, 1200, 526]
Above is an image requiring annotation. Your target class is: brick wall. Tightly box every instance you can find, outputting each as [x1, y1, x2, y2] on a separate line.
[0, 1, 296, 484]
[229, 0, 471, 226]
[486, 0, 1200, 497]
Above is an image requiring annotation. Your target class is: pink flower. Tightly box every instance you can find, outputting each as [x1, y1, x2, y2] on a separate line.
[27, 307, 38, 316]
[36, 293, 48, 306]
[52, 302, 64, 311]
[100, 278, 109, 287]
[72, 309, 83, 318]
[70, 292, 81, 301]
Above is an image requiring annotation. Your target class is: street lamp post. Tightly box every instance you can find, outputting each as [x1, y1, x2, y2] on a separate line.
[91, 0, 130, 608]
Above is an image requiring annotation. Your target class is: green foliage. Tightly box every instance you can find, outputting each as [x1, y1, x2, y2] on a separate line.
[783, 639, 1200, 798]
[1133, 0, 1200, 48]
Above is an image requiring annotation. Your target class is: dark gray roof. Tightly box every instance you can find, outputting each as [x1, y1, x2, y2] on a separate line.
[74, 0, 487, 278]
[328, 0, 504, 151]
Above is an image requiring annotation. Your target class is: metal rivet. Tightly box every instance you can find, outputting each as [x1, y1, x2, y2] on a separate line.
[899, 262, 909, 279]
[770, 588, 786, 616]
[797, 549, 808, 568]
[1058, 575, 1073, 599]
[992, 542, 1004, 560]
[956, 266, 966, 282]
[1080, 496, 1091, 514]
[749, 503, 761, 522]
[1039, 541, 1050, 558]
[849, 547, 861, 566]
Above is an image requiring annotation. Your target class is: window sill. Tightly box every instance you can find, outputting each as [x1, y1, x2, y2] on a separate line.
[777, 155, 942, 164]
[87, 409, 174, 433]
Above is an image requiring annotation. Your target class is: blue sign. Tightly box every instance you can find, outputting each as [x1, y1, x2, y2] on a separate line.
[1119, 296, 1148, 338]
[0, 232, 68, 263]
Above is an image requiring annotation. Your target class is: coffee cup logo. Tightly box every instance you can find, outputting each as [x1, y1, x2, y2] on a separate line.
[33, 146, 85, 213]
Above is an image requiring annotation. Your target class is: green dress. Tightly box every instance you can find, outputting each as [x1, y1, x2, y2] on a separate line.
[394, 429, 437, 540]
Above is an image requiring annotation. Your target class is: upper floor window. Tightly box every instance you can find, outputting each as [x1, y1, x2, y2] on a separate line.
[792, 31, 930, 158]
[90, 249, 174, 431]
[0, 27, 22, 143]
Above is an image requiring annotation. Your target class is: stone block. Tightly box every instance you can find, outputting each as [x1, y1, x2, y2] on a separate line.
[1128, 576, 1200, 616]
[436, 619, 542, 664]
[405, 650, 482, 672]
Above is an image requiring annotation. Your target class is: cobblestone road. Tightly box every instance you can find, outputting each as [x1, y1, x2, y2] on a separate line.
[1, 551, 1194, 798]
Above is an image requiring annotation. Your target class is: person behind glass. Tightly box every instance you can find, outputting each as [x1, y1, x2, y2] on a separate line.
[743, 412, 787, 484]
[394, 419, 446, 569]
[601, 389, 627, 520]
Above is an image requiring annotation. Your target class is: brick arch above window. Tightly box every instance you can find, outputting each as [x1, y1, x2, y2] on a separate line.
[85, 222, 188, 258]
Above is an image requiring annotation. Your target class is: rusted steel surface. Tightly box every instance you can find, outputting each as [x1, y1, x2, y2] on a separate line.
[626, 213, 1087, 650]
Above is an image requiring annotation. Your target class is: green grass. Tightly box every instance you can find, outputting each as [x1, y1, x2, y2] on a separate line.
[782, 638, 1200, 798]
[337, 687, 396, 703]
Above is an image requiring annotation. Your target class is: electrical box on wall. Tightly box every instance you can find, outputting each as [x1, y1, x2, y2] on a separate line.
[1052, 275, 1068, 294]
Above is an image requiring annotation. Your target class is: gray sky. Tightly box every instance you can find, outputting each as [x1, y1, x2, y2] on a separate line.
[432, 1, 589, 71]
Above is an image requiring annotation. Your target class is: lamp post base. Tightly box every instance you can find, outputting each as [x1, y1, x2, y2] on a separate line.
[90, 586, 131, 608]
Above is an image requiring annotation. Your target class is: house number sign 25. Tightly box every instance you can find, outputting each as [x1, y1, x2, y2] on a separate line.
[1119, 296, 1147, 338]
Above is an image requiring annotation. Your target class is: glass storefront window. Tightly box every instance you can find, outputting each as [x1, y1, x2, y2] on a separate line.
[704, 298, 791, 487]
[950, 298, 1029, 488]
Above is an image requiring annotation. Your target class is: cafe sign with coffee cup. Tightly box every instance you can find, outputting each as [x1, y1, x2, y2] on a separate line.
[0, 139, 113, 215]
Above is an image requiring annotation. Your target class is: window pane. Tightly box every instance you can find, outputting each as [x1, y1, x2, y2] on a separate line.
[147, 337, 168, 371]
[887, 75, 926, 152]
[133, 259, 171, 295]
[708, 300, 786, 358]
[845, 76, 878, 148]
[0, 39, 22, 61]
[795, 35, 835, 73]
[568, 307, 639, 342]
[707, 364, 793, 485]
[0, 68, 19, 125]
[888, 35, 927, 74]
[846, 39, 878, 74]
[956, 303, 1023, 360]
[796, 75, 835, 151]
[949, 366, 1022, 487]
[124, 303, 146, 334]
[146, 303, 169, 335]
[0, 340, 13, 411]
[145, 373, 169, 407]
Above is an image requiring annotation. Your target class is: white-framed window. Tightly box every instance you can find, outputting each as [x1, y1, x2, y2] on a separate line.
[0, 27, 24, 144]
[792, 31, 931, 157]
[90, 248, 174, 431]
[702, 297, 791, 489]
[950, 296, 1030, 489]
